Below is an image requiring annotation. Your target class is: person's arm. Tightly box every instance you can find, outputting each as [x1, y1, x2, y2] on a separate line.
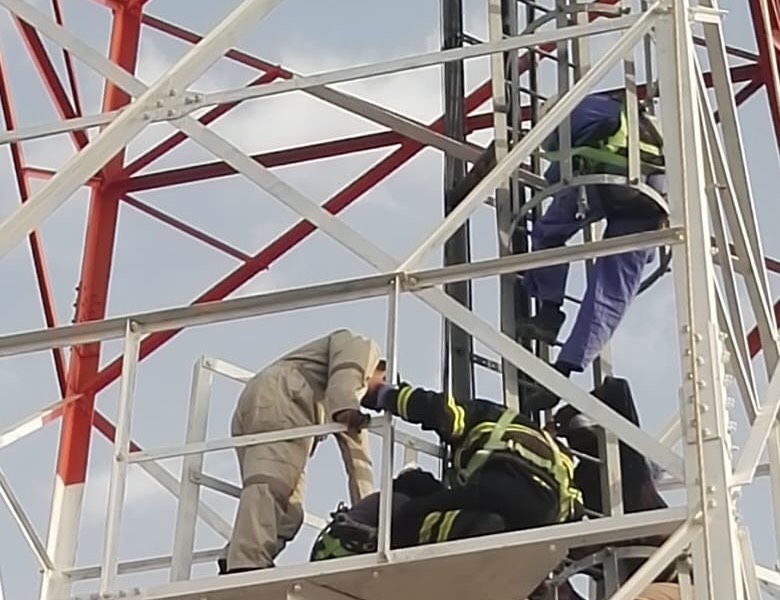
[334, 429, 374, 504]
[372, 384, 470, 443]
[324, 329, 381, 424]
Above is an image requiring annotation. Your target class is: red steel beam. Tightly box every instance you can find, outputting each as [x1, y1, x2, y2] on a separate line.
[85, 0, 769, 422]
[122, 194, 252, 262]
[82, 81, 496, 407]
[747, 0, 780, 149]
[14, 20, 89, 150]
[53, 1, 142, 520]
[0, 48, 67, 394]
[124, 112, 496, 192]
[49, 0, 82, 117]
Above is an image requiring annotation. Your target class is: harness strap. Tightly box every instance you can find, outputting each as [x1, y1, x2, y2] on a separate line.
[456, 408, 518, 485]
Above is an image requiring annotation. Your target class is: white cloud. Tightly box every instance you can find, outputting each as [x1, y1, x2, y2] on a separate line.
[81, 465, 170, 528]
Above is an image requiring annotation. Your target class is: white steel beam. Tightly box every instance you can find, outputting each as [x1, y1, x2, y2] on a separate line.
[740, 528, 762, 600]
[0, 12, 643, 147]
[200, 355, 442, 457]
[488, 0, 521, 411]
[0, 467, 54, 571]
[733, 364, 780, 485]
[757, 565, 780, 599]
[696, 48, 780, 562]
[608, 519, 699, 600]
[170, 358, 213, 582]
[0, 0, 284, 262]
[99, 322, 142, 593]
[412, 289, 685, 478]
[129, 419, 385, 464]
[3, 0, 679, 488]
[195, 15, 644, 109]
[126, 508, 690, 599]
[0, 229, 680, 356]
[137, 460, 232, 539]
[377, 277, 401, 559]
[396, 6, 661, 272]
[66, 547, 225, 581]
[0, 395, 80, 451]
[657, 4, 744, 599]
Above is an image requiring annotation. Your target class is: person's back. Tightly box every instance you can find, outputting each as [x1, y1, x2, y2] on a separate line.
[361, 382, 585, 546]
[222, 329, 384, 575]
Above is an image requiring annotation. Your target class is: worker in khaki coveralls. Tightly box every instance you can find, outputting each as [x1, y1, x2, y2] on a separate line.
[220, 329, 385, 575]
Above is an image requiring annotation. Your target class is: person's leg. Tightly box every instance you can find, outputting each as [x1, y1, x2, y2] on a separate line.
[225, 367, 314, 573]
[520, 187, 601, 344]
[556, 215, 657, 373]
[274, 466, 308, 558]
[392, 463, 558, 548]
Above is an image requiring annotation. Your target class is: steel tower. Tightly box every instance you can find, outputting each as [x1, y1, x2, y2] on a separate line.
[0, 0, 780, 599]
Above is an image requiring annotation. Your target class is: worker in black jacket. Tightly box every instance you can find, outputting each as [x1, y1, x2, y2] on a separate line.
[310, 467, 506, 560]
[361, 382, 585, 548]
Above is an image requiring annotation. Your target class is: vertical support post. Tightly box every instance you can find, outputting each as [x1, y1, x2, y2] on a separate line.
[490, 0, 526, 412]
[522, 0, 550, 424]
[40, 8, 142, 599]
[440, 0, 475, 406]
[739, 528, 762, 600]
[100, 320, 142, 594]
[377, 276, 400, 560]
[656, 3, 744, 598]
[170, 357, 214, 581]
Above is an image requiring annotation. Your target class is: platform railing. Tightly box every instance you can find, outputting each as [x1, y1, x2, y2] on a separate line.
[90, 322, 442, 592]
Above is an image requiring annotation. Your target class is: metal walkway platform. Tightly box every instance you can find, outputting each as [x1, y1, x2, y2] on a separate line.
[138, 509, 687, 600]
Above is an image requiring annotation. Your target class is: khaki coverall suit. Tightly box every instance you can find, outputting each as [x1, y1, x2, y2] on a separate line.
[226, 329, 380, 572]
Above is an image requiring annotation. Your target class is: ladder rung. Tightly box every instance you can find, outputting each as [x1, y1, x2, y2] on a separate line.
[471, 353, 502, 372]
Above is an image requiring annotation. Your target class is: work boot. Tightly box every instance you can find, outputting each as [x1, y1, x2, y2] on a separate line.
[523, 386, 560, 412]
[217, 557, 270, 576]
[516, 303, 566, 345]
[522, 362, 575, 412]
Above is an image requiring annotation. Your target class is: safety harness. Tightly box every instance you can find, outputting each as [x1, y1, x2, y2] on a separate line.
[543, 99, 664, 173]
[540, 100, 667, 222]
[453, 408, 583, 523]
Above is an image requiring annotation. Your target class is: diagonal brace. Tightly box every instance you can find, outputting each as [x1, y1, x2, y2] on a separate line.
[15, 0, 684, 479]
[733, 363, 780, 485]
[0, 0, 285, 262]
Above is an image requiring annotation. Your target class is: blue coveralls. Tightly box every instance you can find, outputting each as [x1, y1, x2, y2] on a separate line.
[522, 94, 665, 372]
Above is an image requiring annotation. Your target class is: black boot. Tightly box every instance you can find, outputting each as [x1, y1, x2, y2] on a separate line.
[522, 362, 575, 412]
[523, 386, 560, 412]
[517, 303, 566, 345]
[217, 556, 268, 576]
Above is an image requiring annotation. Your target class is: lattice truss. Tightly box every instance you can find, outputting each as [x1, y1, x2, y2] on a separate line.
[2, 0, 780, 599]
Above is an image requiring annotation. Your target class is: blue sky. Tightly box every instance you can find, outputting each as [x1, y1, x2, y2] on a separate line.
[0, 0, 779, 598]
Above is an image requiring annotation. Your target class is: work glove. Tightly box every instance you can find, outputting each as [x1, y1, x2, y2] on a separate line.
[360, 383, 396, 412]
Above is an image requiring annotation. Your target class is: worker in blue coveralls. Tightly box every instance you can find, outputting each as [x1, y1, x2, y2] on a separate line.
[519, 92, 668, 411]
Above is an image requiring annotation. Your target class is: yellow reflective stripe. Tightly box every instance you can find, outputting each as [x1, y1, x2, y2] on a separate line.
[419, 512, 441, 544]
[397, 386, 413, 419]
[446, 394, 466, 437]
[455, 416, 583, 521]
[437, 510, 460, 542]
[604, 109, 661, 157]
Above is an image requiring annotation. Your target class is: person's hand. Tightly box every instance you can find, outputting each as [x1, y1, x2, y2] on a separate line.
[333, 409, 370, 433]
